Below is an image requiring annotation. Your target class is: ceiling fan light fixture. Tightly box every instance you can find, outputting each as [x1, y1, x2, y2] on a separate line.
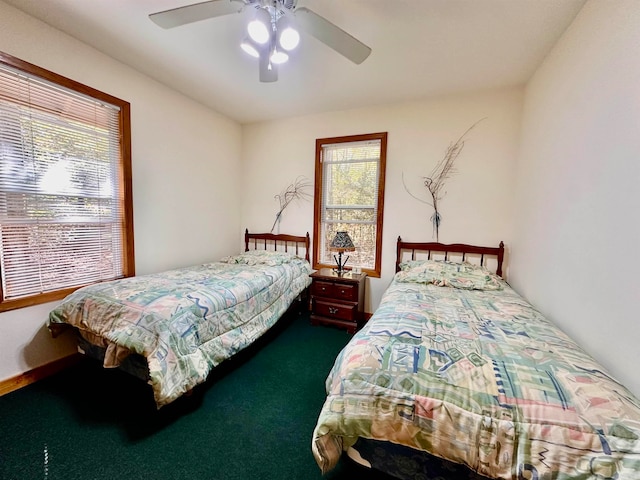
[247, 20, 269, 44]
[150, 0, 373, 83]
[240, 38, 260, 58]
[276, 15, 300, 51]
[270, 49, 289, 65]
[278, 26, 300, 51]
[247, 7, 271, 44]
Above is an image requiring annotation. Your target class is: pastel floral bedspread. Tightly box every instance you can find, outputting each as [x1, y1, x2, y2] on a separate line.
[312, 262, 640, 479]
[48, 251, 311, 407]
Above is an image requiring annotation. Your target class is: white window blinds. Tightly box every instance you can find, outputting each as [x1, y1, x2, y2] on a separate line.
[320, 139, 381, 269]
[0, 63, 124, 300]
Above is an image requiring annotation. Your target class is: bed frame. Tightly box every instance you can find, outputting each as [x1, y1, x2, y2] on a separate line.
[395, 237, 505, 277]
[245, 229, 310, 262]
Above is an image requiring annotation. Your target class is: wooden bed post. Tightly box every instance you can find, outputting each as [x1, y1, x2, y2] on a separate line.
[395, 236, 402, 273]
[496, 241, 505, 278]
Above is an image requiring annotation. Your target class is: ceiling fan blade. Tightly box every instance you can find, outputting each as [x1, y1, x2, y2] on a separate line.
[149, 0, 245, 29]
[294, 7, 371, 65]
[259, 55, 278, 83]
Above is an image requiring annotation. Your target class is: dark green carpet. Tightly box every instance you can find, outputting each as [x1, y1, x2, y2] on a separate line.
[0, 311, 396, 480]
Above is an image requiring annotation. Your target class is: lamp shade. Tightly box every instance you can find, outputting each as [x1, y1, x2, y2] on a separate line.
[276, 15, 300, 51]
[247, 7, 271, 45]
[240, 37, 260, 58]
[329, 231, 355, 252]
[270, 48, 289, 64]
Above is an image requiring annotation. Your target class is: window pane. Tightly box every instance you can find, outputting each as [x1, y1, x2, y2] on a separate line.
[325, 161, 378, 207]
[0, 223, 122, 298]
[324, 207, 376, 223]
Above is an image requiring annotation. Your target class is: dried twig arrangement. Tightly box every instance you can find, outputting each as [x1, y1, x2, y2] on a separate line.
[403, 118, 486, 241]
[270, 176, 312, 233]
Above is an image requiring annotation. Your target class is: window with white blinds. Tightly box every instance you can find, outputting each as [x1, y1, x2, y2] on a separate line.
[0, 53, 134, 311]
[313, 132, 387, 277]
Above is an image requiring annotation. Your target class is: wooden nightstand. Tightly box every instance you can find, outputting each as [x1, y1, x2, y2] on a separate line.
[309, 268, 366, 334]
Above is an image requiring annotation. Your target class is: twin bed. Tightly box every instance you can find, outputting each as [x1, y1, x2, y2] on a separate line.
[312, 237, 640, 480]
[47, 230, 311, 408]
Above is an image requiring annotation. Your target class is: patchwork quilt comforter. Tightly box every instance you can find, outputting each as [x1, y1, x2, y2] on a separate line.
[312, 260, 640, 479]
[48, 250, 311, 407]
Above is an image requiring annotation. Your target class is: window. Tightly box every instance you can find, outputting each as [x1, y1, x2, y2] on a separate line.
[0, 52, 134, 312]
[313, 132, 387, 278]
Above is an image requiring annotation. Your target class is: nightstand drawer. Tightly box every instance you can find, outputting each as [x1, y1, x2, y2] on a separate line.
[312, 280, 334, 298]
[312, 298, 358, 322]
[333, 283, 357, 301]
[311, 279, 358, 301]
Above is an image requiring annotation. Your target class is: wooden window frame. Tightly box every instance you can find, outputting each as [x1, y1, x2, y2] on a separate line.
[0, 51, 134, 312]
[313, 132, 387, 278]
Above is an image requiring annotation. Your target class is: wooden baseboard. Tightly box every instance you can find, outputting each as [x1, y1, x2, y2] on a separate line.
[0, 353, 83, 397]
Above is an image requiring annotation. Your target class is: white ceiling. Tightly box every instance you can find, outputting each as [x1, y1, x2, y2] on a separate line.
[4, 0, 586, 124]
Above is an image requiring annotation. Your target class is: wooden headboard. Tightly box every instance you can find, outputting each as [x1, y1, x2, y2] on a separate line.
[395, 237, 505, 277]
[244, 229, 311, 262]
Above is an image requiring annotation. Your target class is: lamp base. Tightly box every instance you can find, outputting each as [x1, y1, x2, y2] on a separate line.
[333, 252, 350, 275]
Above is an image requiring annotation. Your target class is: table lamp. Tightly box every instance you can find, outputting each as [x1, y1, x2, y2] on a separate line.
[329, 231, 355, 275]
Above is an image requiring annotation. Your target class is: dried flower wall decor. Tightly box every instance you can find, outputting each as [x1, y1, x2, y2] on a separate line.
[402, 118, 485, 242]
[270, 176, 312, 233]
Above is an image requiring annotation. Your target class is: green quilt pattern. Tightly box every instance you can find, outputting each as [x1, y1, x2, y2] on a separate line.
[48, 254, 311, 407]
[313, 276, 640, 479]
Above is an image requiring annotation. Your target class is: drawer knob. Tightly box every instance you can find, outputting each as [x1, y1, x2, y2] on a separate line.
[341, 290, 345, 294]
[321, 287, 326, 291]
[328, 307, 339, 314]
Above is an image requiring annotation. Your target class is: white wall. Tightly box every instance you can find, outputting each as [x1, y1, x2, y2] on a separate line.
[0, 1, 243, 382]
[242, 88, 523, 312]
[510, 0, 640, 396]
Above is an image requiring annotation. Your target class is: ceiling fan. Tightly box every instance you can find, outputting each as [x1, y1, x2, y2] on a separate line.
[149, 0, 372, 82]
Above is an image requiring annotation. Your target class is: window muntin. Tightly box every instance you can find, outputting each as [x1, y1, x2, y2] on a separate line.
[313, 132, 387, 277]
[0, 52, 134, 311]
